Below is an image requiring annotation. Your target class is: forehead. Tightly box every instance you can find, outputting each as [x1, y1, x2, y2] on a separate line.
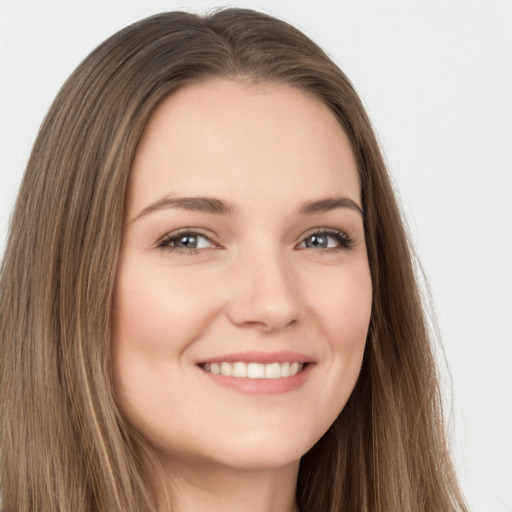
[128, 79, 360, 213]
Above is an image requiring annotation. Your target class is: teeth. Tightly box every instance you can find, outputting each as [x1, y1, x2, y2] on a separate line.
[264, 362, 280, 379]
[290, 362, 299, 376]
[232, 362, 247, 377]
[248, 362, 265, 378]
[220, 362, 232, 377]
[202, 361, 304, 378]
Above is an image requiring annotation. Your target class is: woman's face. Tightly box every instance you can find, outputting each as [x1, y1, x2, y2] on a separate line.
[112, 80, 372, 472]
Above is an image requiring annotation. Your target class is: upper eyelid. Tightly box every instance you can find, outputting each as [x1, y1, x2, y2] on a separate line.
[157, 228, 220, 249]
[297, 228, 353, 248]
[300, 227, 348, 237]
[298, 227, 352, 242]
[159, 227, 217, 239]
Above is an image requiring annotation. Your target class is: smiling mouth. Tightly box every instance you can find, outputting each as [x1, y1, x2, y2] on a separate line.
[199, 361, 307, 379]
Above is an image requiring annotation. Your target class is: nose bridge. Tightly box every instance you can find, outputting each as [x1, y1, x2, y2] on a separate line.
[226, 239, 299, 331]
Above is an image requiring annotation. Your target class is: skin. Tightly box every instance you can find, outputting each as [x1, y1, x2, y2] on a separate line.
[112, 79, 373, 512]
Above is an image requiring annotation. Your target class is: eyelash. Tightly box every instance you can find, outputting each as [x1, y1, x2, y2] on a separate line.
[299, 228, 355, 251]
[156, 228, 354, 255]
[156, 229, 218, 255]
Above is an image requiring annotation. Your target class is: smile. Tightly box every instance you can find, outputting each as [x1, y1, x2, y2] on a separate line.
[200, 361, 305, 379]
[196, 351, 314, 394]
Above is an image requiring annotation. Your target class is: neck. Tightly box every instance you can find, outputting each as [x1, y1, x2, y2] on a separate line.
[154, 456, 300, 512]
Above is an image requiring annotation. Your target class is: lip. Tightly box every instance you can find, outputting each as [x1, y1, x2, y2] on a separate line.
[196, 350, 315, 365]
[196, 351, 316, 395]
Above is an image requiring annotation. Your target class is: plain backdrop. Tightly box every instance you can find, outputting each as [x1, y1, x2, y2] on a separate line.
[1, 1, 511, 510]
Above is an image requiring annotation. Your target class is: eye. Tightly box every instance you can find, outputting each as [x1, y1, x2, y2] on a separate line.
[297, 229, 354, 251]
[157, 230, 217, 253]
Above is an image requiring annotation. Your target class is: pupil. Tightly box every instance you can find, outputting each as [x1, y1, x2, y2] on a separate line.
[307, 235, 326, 248]
[176, 235, 197, 248]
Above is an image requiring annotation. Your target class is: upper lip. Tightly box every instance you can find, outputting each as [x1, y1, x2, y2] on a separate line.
[196, 350, 316, 365]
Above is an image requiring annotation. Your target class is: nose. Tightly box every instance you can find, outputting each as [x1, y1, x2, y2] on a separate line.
[226, 248, 300, 333]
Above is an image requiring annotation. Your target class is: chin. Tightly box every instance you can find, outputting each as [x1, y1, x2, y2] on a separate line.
[201, 430, 317, 471]
[211, 448, 303, 472]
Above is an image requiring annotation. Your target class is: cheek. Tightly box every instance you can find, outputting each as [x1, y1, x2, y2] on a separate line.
[311, 264, 372, 351]
[112, 262, 216, 357]
[110, 263, 211, 420]
[286, 262, 372, 447]
[308, 262, 371, 396]
[111, 261, 218, 440]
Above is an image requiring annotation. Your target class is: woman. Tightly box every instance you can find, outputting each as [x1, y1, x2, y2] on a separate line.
[0, 8, 468, 512]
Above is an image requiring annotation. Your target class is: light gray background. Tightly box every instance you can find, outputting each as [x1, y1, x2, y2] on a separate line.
[1, 1, 511, 510]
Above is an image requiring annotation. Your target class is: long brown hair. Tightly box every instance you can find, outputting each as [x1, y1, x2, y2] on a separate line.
[0, 8, 468, 511]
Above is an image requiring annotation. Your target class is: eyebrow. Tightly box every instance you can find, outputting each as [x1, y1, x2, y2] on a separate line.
[133, 195, 363, 222]
[297, 196, 364, 216]
[133, 196, 239, 221]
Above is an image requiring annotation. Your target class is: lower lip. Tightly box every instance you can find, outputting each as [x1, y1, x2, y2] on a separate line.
[197, 363, 313, 395]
